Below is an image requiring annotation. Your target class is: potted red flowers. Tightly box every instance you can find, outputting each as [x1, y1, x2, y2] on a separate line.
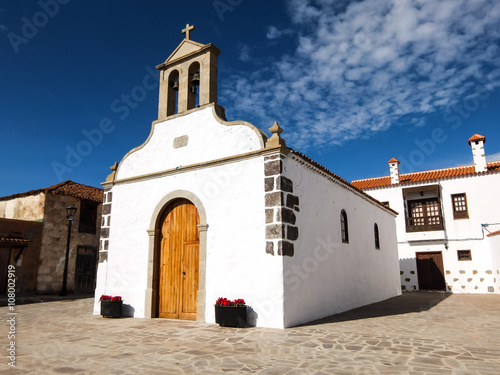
[215, 297, 247, 327]
[99, 295, 122, 318]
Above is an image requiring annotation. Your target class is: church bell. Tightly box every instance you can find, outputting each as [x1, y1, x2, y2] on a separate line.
[170, 80, 179, 91]
[191, 72, 200, 86]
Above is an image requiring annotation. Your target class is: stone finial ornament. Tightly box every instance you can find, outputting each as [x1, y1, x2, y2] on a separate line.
[266, 121, 288, 154]
[269, 121, 283, 136]
[105, 162, 118, 183]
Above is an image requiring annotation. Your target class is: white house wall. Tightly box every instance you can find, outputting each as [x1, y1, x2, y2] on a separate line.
[281, 157, 401, 328]
[364, 172, 500, 294]
[489, 234, 500, 293]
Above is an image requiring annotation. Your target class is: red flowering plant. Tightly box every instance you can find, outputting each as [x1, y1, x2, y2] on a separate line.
[99, 295, 122, 302]
[215, 297, 246, 307]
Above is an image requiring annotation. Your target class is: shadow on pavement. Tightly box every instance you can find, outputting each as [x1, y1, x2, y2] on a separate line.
[0, 293, 94, 307]
[298, 292, 450, 327]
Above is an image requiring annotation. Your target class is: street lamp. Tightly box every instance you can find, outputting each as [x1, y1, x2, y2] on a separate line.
[60, 205, 77, 296]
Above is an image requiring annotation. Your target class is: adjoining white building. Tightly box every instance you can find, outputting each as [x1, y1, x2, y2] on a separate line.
[93, 26, 401, 329]
[352, 134, 500, 294]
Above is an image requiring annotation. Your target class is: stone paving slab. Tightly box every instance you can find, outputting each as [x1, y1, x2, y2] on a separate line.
[0, 293, 499, 374]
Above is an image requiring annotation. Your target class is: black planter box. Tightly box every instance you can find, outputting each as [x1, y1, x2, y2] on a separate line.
[100, 300, 123, 318]
[215, 305, 247, 327]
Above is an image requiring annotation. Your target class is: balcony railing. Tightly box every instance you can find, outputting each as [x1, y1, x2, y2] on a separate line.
[405, 215, 444, 232]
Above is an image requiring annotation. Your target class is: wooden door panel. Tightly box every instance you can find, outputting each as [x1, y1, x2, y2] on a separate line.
[159, 201, 181, 318]
[0, 249, 10, 294]
[416, 252, 445, 290]
[159, 244, 179, 318]
[74, 247, 97, 293]
[179, 243, 199, 320]
[158, 199, 200, 320]
[184, 204, 200, 242]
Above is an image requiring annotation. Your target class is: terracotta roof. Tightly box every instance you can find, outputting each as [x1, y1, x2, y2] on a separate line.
[468, 134, 486, 145]
[290, 150, 398, 215]
[387, 158, 400, 164]
[0, 234, 31, 245]
[0, 180, 103, 203]
[352, 161, 500, 190]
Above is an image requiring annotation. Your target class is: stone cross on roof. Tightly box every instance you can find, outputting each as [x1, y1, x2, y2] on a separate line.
[182, 23, 195, 40]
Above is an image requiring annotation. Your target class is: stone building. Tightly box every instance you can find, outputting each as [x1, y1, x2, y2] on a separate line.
[94, 26, 401, 328]
[352, 134, 500, 294]
[0, 180, 103, 294]
[0, 219, 42, 294]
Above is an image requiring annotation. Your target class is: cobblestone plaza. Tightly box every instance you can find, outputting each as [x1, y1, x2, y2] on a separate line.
[1, 293, 500, 374]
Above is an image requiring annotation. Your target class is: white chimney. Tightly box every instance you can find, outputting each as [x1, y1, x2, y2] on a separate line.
[468, 134, 487, 173]
[388, 158, 400, 184]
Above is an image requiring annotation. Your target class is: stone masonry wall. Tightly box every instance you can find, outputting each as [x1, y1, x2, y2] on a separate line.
[99, 189, 112, 263]
[0, 218, 43, 293]
[264, 154, 300, 257]
[0, 193, 45, 221]
[446, 268, 497, 293]
[399, 258, 497, 293]
[399, 258, 418, 291]
[37, 194, 101, 294]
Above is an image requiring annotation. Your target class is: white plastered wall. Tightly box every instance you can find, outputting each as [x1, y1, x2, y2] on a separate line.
[94, 107, 286, 328]
[117, 106, 264, 180]
[281, 157, 401, 328]
[441, 174, 500, 293]
[489, 233, 500, 293]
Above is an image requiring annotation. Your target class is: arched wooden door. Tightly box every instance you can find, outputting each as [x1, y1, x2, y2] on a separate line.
[158, 199, 200, 320]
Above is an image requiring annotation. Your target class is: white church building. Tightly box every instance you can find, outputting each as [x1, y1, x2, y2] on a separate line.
[352, 134, 500, 294]
[94, 25, 401, 328]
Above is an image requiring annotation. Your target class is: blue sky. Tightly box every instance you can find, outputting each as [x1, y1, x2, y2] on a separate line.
[1, 0, 500, 196]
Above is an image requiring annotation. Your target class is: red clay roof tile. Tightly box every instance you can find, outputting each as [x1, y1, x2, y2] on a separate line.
[352, 161, 500, 190]
[291, 150, 398, 215]
[0, 180, 103, 202]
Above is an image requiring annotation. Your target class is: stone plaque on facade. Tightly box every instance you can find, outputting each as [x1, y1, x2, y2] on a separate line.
[173, 135, 189, 149]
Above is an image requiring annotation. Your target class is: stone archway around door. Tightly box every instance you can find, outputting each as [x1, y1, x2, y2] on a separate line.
[157, 199, 199, 320]
[146, 191, 208, 322]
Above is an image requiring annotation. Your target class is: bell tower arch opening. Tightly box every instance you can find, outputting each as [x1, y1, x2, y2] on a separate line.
[188, 62, 200, 110]
[167, 70, 180, 116]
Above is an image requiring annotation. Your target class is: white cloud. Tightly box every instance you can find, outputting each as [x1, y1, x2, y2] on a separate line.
[220, 0, 500, 151]
[238, 44, 251, 62]
[266, 26, 281, 39]
[266, 25, 293, 40]
[486, 151, 500, 162]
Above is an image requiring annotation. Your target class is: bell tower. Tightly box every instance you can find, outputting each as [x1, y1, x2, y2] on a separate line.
[156, 24, 221, 120]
